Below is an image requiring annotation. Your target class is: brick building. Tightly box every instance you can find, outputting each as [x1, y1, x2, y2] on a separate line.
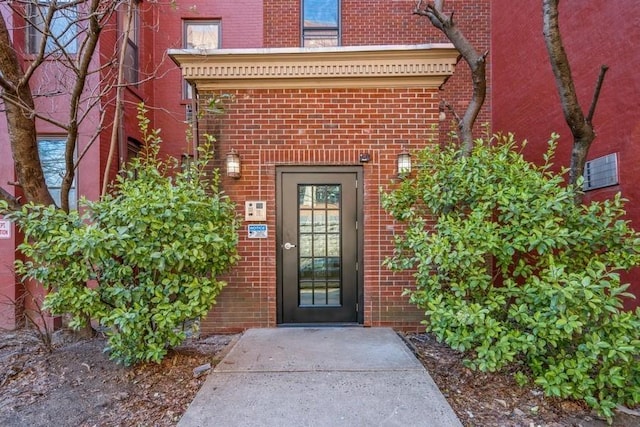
[169, 0, 491, 333]
[1, 0, 490, 331]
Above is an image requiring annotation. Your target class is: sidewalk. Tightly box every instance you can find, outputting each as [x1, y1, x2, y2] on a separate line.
[178, 327, 461, 427]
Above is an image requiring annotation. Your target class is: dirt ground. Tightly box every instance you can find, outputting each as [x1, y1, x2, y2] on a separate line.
[1, 328, 639, 427]
[0, 329, 235, 427]
[403, 333, 640, 427]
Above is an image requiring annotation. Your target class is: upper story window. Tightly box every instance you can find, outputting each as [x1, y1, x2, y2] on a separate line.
[185, 21, 221, 50]
[120, 2, 139, 85]
[38, 137, 76, 208]
[127, 138, 141, 165]
[183, 20, 221, 99]
[27, 0, 78, 54]
[302, 0, 340, 47]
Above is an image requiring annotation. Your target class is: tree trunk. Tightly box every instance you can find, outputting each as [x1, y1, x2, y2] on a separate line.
[60, 0, 103, 212]
[542, 0, 606, 203]
[0, 15, 55, 207]
[103, 0, 135, 196]
[414, 0, 487, 157]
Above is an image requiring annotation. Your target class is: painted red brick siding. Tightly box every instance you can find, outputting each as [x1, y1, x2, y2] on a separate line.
[197, 87, 442, 333]
[151, 1, 263, 162]
[492, 0, 640, 307]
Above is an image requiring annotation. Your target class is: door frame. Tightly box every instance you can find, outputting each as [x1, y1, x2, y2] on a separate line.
[276, 166, 364, 325]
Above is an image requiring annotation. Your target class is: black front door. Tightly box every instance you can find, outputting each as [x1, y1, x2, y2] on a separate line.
[277, 167, 362, 324]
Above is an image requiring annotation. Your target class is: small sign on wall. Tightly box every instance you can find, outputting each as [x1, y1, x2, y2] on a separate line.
[0, 220, 11, 240]
[248, 224, 268, 239]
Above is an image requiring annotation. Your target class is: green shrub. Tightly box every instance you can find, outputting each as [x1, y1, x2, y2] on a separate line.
[10, 105, 239, 365]
[382, 133, 640, 420]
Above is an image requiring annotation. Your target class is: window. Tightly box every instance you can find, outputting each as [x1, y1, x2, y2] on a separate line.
[38, 137, 76, 208]
[27, 0, 78, 54]
[181, 154, 194, 173]
[183, 21, 221, 98]
[583, 153, 618, 191]
[120, 2, 139, 85]
[302, 0, 340, 47]
[184, 21, 220, 50]
[127, 138, 141, 164]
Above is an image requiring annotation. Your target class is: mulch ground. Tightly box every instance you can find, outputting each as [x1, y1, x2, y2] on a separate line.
[1, 328, 638, 426]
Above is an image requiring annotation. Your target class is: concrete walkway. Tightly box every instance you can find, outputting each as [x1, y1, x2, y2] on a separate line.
[178, 327, 461, 427]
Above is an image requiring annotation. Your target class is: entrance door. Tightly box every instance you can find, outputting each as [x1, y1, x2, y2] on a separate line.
[277, 167, 363, 324]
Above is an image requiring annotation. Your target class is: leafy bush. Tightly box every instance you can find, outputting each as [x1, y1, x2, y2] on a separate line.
[10, 106, 239, 365]
[382, 133, 640, 419]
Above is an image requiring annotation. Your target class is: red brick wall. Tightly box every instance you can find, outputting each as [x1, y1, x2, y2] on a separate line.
[151, 1, 263, 163]
[198, 87, 441, 333]
[265, 0, 442, 47]
[264, 0, 492, 141]
[264, 0, 300, 47]
[195, 0, 492, 332]
[342, 0, 441, 46]
[96, 5, 149, 195]
[492, 0, 640, 308]
[436, 1, 491, 140]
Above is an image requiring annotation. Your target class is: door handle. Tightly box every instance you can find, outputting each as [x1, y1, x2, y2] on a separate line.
[283, 242, 297, 250]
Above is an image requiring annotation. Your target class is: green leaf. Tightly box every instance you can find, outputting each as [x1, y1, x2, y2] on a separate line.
[11, 102, 239, 366]
[381, 133, 640, 419]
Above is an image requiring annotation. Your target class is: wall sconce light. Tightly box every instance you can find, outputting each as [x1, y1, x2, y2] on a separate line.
[439, 101, 447, 122]
[226, 150, 241, 179]
[397, 150, 412, 178]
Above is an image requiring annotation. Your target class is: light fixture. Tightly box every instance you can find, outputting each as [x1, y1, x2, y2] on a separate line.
[397, 150, 412, 178]
[226, 150, 241, 179]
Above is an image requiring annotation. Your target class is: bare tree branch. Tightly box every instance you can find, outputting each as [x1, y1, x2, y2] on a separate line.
[441, 100, 461, 124]
[586, 65, 609, 125]
[0, 11, 56, 206]
[414, 0, 487, 157]
[102, 0, 135, 197]
[0, 1, 131, 209]
[1, 89, 70, 131]
[60, 0, 103, 212]
[2, 0, 178, 210]
[542, 0, 607, 200]
[542, 0, 585, 134]
[0, 186, 21, 211]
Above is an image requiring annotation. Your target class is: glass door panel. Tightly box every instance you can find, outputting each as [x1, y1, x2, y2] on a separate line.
[298, 184, 342, 306]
